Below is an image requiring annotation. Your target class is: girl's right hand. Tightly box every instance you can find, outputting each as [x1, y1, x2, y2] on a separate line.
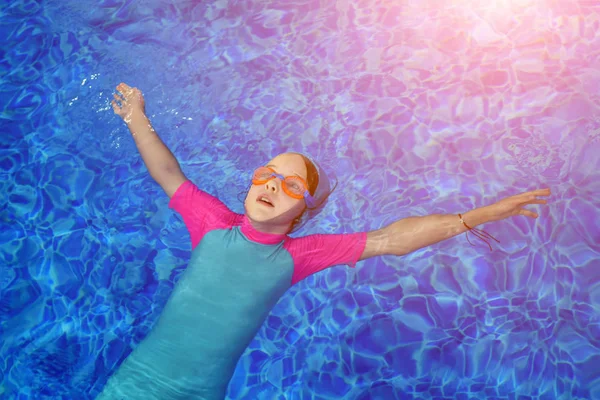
[111, 82, 146, 121]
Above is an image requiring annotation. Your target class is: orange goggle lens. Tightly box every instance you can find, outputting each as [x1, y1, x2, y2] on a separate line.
[252, 167, 308, 199]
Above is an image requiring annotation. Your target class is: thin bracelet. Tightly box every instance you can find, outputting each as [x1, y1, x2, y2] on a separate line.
[458, 213, 500, 251]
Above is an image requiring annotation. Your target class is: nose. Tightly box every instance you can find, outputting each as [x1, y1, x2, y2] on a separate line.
[265, 179, 280, 193]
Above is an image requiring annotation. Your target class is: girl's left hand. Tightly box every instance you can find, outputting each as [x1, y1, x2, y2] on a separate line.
[486, 188, 551, 222]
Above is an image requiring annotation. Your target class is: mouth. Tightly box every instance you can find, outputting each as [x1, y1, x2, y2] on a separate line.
[256, 194, 275, 207]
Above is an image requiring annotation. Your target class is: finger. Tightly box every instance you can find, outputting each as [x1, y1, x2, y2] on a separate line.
[116, 85, 133, 98]
[116, 87, 131, 98]
[117, 82, 132, 91]
[113, 93, 125, 103]
[521, 192, 551, 203]
[524, 188, 551, 197]
[522, 199, 548, 206]
[110, 100, 120, 113]
[520, 209, 538, 218]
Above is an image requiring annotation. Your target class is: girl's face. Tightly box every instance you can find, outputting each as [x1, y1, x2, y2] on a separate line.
[244, 153, 308, 234]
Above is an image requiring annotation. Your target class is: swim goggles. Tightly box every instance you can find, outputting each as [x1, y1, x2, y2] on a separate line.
[252, 166, 319, 208]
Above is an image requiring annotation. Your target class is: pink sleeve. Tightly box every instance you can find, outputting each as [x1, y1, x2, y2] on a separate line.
[285, 232, 368, 285]
[168, 180, 241, 249]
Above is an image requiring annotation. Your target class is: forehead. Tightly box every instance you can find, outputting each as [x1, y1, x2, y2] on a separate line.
[267, 153, 307, 177]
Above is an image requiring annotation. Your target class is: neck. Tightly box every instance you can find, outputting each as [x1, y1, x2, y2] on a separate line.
[244, 215, 291, 236]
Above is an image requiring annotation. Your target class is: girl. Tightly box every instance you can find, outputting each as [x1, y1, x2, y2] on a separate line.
[100, 83, 550, 400]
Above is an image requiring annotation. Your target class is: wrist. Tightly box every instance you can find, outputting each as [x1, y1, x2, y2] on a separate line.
[125, 112, 157, 146]
[459, 206, 501, 251]
[462, 206, 494, 228]
[126, 110, 149, 126]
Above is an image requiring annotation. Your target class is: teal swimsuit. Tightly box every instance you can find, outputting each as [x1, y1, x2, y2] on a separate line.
[97, 181, 366, 399]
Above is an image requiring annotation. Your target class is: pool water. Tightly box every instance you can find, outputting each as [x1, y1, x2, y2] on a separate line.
[2, 0, 600, 399]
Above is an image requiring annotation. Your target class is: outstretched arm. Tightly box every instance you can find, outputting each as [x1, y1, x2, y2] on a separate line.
[111, 82, 187, 198]
[359, 188, 551, 260]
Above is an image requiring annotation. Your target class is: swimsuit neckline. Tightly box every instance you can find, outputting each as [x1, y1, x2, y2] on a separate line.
[239, 214, 287, 245]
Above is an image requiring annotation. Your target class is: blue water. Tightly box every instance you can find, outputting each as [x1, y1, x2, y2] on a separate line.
[2, 0, 600, 398]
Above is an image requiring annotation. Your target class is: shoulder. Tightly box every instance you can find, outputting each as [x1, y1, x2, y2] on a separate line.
[170, 181, 237, 218]
[285, 232, 367, 247]
[169, 180, 242, 246]
[284, 232, 367, 263]
[285, 232, 368, 285]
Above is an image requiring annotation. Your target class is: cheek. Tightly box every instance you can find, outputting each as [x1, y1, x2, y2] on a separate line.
[273, 196, 303, 215]
[245, 185, 258, 201]
[244, 188, 256, 210]
[287, 198, 306, 214]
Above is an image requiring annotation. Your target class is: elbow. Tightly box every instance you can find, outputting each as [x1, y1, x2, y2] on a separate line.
[151, 163, 182, 183]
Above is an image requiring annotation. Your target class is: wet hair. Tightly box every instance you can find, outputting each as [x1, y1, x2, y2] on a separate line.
[288, 153, 319, 232]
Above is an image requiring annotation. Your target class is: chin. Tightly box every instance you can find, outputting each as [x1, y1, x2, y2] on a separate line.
[245, 208, 288, 227]
[245, 204, 274, 222]
[245, 200, 301, 226]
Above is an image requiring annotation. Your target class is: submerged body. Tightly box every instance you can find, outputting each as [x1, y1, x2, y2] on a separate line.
[97, 181, 366, 399]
